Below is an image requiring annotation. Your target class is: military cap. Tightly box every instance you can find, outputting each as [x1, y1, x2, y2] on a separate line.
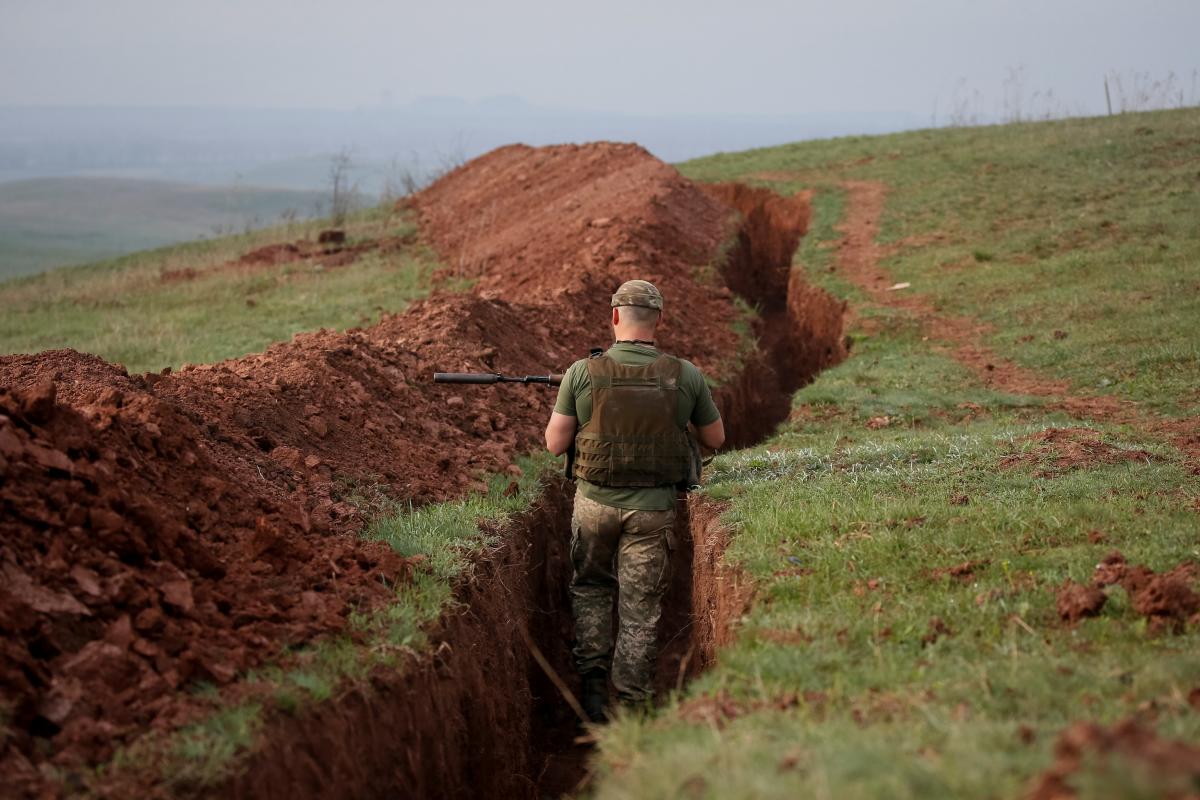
[611, 279, 664, 310]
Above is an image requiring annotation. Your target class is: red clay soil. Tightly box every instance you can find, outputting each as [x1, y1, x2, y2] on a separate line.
[412, 143, 743, 378]
[1025, 718, 1200, 799]
[1055, 580, 1107, 624]
[1088, 551, 1200, 632]
[2, 141, 841, 797]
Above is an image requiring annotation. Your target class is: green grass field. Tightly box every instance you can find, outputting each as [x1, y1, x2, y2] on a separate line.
[586, 108, 1200, 798]
[0, 205, 433, 373]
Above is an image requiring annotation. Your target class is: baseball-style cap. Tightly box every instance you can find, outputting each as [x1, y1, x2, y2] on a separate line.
[611, 279, 664, 310]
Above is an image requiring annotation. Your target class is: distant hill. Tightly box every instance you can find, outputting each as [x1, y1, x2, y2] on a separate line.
[0, 176, 324, 279]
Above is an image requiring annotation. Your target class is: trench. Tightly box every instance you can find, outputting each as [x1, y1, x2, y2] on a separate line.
[220, 184, 847, 800]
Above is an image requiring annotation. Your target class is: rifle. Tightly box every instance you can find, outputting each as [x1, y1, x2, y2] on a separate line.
[433, 372, 573, 476]
[433, 372, 563, 386]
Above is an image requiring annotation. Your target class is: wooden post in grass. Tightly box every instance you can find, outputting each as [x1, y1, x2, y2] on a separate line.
[1105, 77, 1113, 116]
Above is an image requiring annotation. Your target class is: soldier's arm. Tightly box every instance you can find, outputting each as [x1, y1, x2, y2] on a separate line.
[546, 361, 581, 455]
[695, 417, 725, 450]
[545, 412, 577, 456]
[684, 360, 724, 449]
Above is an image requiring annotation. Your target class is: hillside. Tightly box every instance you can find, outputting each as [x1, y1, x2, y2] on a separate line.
[0, 109, 1197, 799]
[0, 176, 323, 280]
[0, 205, 430, 373]
[587, 107, 1200, 798]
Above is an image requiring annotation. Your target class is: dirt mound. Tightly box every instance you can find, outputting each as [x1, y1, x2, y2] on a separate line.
[0, 365, 417, 780]
[1026, 718, 1200, 799]
[999, 427, 1154, 477]
[3, 141, 836, 795]
[1088, 551, 1200, 633]
[0, 293, 585, 783]
[412, 142, 745, 379]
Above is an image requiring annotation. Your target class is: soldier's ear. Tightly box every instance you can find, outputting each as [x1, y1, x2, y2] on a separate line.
[611, 307, 620, 326]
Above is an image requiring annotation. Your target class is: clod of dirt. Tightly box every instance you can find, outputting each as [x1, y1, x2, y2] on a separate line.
[1131, 569, 1200, 633]
[930, 559, 990, 583]
[1056, 580, 1107, 624]
[999, 427, 1153, 477]
[1025, 718, 1200, 800]
[921, 617, 954, 646]
[317, 229, 346, 245]
[1089, 551, 1200, 633]
[677, 690, 809, 730]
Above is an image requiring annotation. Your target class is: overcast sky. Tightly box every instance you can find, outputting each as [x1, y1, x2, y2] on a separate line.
[2, 0, 1198, 117]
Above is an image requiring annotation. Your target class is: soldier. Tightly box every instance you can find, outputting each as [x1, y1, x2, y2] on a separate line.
[544, 280, 725, 722]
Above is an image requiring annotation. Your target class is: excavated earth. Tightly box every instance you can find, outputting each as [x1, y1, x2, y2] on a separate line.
[0, 142, 847, 798]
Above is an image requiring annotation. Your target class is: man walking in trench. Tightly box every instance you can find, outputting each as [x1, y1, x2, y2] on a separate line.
[544, 280, 726, 722]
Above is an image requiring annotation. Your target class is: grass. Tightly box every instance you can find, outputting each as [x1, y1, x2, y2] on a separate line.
[0, 204, 432, 374]
[587, 108, 1200, 798]
[591, 305, 1199, 800]
[0, 176, 325, 280]
[0, 177, 324, 281]
[681, 107, 1200, 417]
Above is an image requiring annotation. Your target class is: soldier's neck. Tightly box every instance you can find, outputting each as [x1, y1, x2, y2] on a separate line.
[613, 327, 657, 345]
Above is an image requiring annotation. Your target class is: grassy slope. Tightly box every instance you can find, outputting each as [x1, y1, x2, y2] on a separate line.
[588, 109, 1200, 798]
[0, 205, 433, 374]
[0, 177, 325, 280]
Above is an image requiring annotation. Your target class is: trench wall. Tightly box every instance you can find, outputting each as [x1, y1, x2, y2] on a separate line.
[225, 483, 577, 800]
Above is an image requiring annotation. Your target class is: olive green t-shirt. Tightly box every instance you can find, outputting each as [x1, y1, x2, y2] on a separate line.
[553, 342, 721, 511]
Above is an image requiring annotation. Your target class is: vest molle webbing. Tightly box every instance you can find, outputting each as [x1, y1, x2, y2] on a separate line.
[573, 354, 692, 488]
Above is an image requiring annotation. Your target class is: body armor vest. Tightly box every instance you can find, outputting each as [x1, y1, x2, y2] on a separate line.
[572, 354, 692, 488]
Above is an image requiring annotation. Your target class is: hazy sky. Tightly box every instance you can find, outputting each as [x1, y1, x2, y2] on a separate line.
[2, 0, 1198, 117]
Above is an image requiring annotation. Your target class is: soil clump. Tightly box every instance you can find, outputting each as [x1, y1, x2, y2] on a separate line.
[1089, 551, 1200, 633]
[1025, 718, 1200, 799]
[1056, 580, 1107, 624]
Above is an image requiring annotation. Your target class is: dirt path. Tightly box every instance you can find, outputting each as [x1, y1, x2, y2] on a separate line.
[834, 180, 1200, 469]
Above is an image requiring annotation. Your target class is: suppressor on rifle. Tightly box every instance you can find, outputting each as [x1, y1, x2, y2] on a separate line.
[433, 373, 563, 385]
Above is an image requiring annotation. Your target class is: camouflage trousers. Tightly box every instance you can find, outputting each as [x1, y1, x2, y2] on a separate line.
[569, 490, 676, 704]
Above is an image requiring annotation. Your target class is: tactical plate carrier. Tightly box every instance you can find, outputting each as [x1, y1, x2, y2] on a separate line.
[571, 354, 694, 489]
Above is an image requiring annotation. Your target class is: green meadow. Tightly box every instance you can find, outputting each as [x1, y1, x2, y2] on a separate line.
[588, 108, 1200, 798]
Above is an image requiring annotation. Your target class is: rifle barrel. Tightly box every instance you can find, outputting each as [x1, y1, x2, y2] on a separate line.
[433, 372, 563, 386]
[433, 372, 500, 384]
